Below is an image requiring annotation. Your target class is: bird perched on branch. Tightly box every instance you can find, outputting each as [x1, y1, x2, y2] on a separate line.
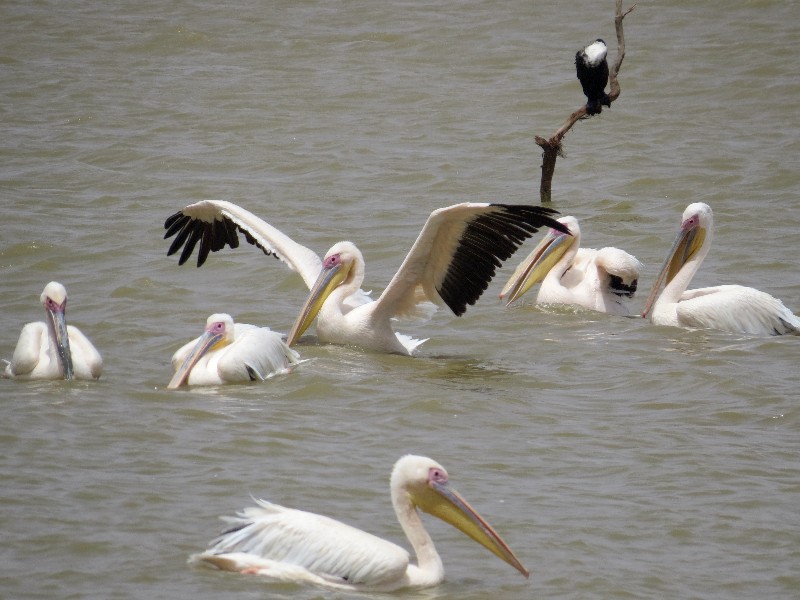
[575, 39, 611, 115]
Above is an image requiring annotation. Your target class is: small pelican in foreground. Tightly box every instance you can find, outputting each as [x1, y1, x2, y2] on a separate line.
[189, 454, 529, 592]
[642, 202, 800, 335]
[164, 200, 568, 355]
[168, 313, 300, 388]
[4, 281, 102, 380]
[500, 216, 641, 316]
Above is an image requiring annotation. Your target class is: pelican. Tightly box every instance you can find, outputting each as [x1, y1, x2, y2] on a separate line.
[576, 38, 611, 115]
[189, 454, 529, 591]
[499, 216, 641, 316]
[642, 202, 800, 335]
[164, 200, 568, 355]
[4, 281, 102, 380]
[168, 313, 300, 388]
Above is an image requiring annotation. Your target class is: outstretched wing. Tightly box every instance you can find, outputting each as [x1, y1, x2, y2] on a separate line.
[374, 203, 568, 319]
[164, 200, 322, 289]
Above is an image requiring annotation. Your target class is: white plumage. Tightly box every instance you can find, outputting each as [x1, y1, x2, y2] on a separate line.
[586, 40, 607, 65]
[4, 281, 102, 380]
[168, 313, 299, 388]
[164, 200, 567, 355]
[189, 455, 528, 592]
[195, 500, 411, 587]
[642, 202, 800, 335]
[500, 216, 641, 316]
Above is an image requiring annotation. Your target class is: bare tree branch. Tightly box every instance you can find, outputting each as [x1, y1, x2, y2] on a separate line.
[535, 1, 636, 203]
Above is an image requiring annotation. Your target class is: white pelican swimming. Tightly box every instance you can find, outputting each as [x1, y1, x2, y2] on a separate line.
[4, 281, 103, 380]
[189, 454, 529, 591]
[642, 202, 800, 335]
[168, 313, 300, 388]
[499, 216, 641, 316]
[164, 200, 568, 355]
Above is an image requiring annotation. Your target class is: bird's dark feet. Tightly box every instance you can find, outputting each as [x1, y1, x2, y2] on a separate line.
[585, 101, 602, 115]
[585, 94, 610, 115]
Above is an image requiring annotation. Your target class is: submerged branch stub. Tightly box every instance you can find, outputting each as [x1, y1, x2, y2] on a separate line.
[535, 135, 561, 203]
[535, 0, 636, 203]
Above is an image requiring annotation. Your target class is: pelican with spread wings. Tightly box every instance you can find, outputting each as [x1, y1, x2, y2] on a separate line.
[164, 200, 568, 354]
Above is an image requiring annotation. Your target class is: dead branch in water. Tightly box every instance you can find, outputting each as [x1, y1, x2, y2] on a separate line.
[535, 1, 636, 202]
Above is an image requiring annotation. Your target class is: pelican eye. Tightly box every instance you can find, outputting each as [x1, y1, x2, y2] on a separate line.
[210, 322, 225, 334]
[428, 467, 447, 485]
[324, 254, 341, 269]
[45, 297, 64, 311]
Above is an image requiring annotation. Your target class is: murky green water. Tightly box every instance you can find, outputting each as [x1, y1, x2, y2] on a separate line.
[1, 1, 798, 598]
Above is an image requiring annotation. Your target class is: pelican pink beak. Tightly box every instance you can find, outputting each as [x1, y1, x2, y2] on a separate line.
[499, 226, 574, 306]
[167, 323, 227, 389]
[287, 253, 351, 346]
[411, 467, 529, 578]
[641, 213, 707, 319]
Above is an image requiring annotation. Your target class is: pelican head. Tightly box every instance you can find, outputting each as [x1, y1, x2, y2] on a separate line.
[168, 313, 235, 388]
[596, 247, 641, 298]
[500, 216, 579, 305]
[642, 202, 712, 318]
[287, 242, 361, 346]
[391, 455, 529, 578]
[40, 281, 74, 380]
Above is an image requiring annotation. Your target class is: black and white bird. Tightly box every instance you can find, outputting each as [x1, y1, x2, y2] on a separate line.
[575, 39, 611, 115]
